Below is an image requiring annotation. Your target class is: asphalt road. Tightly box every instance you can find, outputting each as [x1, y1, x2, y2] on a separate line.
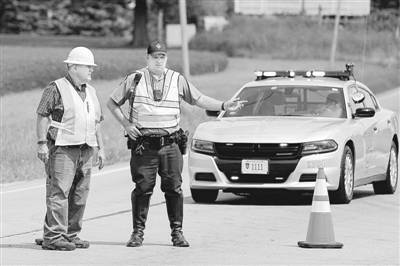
[1, 88, 399, 265]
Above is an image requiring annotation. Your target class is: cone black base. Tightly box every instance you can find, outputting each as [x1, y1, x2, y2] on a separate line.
[298, 241, 343, 249]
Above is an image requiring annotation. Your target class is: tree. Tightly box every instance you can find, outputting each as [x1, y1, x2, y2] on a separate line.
[132, 0, 149, 47]
[153, 0, 175, 41]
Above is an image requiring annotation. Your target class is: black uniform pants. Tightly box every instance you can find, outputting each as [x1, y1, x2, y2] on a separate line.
[130, 142, 183, 196]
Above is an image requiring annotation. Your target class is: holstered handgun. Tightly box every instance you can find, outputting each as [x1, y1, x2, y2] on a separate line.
[176, 129, 189, 155]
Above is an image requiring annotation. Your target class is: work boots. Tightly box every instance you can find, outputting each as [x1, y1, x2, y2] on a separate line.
[165, 193, 190, 247]
[126, 192, 151, 247]
[41, 238, 76, 251]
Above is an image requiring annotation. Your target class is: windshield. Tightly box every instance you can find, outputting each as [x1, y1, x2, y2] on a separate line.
[224, 85, 346, 118]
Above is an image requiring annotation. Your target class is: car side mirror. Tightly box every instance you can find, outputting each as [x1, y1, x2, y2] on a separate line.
[354, 107, 375, 118]
[205, 110, 220, 117]
[352, 92, 365, 103]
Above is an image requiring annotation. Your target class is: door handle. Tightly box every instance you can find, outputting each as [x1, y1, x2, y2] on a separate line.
[387, 120, 391, 125]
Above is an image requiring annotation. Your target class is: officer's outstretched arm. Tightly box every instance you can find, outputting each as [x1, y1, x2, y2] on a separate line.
[196, 96, 246, 112]
[195, 95, 224, 111]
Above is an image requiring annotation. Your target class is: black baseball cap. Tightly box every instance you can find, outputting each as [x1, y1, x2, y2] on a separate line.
[147, 40, 167, 55]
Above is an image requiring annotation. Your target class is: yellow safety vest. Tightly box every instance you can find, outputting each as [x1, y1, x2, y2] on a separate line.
[50, 77, 101, 146]
[132, 68, 180, 128]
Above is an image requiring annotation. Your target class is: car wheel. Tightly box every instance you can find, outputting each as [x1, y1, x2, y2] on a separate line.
[330, 145, 354, 204]
[373, 141, 398, 194]
[190, 188, 218, 203]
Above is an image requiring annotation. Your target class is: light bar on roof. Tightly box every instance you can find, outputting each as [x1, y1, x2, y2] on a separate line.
[263, 71, 277, 77]
[254, 65, 353, 81]
[312, 71, 326, 77]
[254, 71, 263, 77]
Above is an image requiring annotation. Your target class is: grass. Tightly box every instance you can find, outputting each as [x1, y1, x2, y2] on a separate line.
[1, 46, 228, 95]
[1, 57, 399, 183]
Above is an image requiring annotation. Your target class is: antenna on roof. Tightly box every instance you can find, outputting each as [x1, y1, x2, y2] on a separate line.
[346, 62, 357, 83]
[345, 63, 354, 79]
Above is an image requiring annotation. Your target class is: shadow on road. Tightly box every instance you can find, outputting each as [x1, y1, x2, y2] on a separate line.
[352, 188, 375, 200]
[185, 188, 379, 206]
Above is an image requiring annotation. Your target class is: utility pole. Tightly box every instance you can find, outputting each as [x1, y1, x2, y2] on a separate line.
[330, 0, 341, 66]
[179, 0, 190, 77]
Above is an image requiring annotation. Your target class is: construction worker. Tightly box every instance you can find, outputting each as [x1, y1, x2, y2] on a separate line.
[107, 40, 245, 248]
[36, 47, 105, 251]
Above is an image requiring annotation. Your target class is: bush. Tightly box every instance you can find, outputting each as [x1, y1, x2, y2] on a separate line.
[0, 0, 133, 36]
[189, 15, 399, 65]
[1, 46, 228, 95]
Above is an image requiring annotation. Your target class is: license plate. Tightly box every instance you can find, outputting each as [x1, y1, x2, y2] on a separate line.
[241, 159, 269, 174]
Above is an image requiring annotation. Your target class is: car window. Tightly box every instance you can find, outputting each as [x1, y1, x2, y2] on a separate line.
[224, 86, 346, 118]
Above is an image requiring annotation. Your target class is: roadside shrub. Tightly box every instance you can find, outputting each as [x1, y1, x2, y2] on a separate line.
[0, 0, 133, 36]
[189, 15, 398, 65]
[1, 46, 227, 95]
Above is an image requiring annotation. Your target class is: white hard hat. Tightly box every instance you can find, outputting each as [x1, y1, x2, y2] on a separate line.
[63, 47, 97, 66]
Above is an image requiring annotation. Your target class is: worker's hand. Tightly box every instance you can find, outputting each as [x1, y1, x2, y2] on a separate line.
[224, 98, 247, 112]
[37, 143, 49, 164]
[97, 148, 105, 170]
[124, 122, 143, 140]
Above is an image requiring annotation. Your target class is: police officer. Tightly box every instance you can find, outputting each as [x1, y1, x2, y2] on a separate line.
[107, 40, 245, 247]
[36, 47, 105, 251]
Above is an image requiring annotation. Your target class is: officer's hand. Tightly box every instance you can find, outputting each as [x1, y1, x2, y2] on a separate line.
[97, 148, 105, 170]
[37, 143, 49, 164]
[224, 98, 247, 112]
[124, 123, 143, 140]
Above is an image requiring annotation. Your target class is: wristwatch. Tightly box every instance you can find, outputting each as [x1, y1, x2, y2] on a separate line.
[221, 102, 225, 111]
[37, 140, 48, 145]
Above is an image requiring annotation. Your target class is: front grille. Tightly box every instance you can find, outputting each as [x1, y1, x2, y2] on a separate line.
[214, 158, 299, 183]
[214, 143, 301, 160]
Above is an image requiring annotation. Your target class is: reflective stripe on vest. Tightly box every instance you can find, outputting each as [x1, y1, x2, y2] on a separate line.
[50, 77, 101, 146]
[132, 68, 180, 128]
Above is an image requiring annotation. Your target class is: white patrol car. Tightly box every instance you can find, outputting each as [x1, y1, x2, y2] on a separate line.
[188, 64, 399, 204]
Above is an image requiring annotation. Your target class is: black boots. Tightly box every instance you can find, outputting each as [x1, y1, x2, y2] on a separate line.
[165, 193, 190, 247]
[126, 192, 151, 247]
[126, 192, 189, 247]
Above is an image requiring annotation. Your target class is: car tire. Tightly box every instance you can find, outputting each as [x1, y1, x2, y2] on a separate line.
[373, 141, 398, 194]
[191, 188, 218, 203]
[330, 145, 354, 204]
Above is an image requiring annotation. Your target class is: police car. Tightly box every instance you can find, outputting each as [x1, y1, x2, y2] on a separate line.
[188, 64, 399, 204]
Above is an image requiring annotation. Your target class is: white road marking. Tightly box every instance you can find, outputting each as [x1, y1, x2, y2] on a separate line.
[0, 166, 130, 195]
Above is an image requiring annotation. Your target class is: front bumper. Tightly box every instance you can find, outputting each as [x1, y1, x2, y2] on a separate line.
[188, 149, 342, 191]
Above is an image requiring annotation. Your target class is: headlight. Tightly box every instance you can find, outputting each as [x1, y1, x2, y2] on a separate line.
[191, 139, 215, 155]
[301, 140, 338, 155]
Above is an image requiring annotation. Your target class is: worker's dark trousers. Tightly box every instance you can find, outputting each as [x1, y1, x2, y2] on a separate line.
[43, 143, 93, 244]
[130, 143, 184, 236]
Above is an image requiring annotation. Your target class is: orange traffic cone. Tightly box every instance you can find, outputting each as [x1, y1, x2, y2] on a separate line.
[298, 167, 343, 248]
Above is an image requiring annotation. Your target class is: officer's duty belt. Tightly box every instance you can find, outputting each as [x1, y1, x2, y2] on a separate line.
[142, 134, 177, 149]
